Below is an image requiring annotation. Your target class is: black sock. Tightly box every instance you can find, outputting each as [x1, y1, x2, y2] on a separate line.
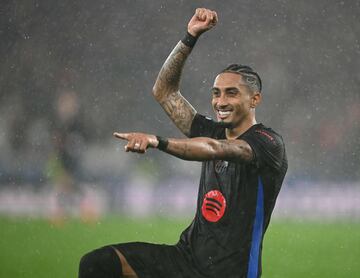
[78, 246, 123, 278]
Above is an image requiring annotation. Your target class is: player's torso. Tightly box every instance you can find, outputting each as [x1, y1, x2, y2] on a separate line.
[180, 117, 287, 277]
[198, 159, 259, 227]
[179, 159, 262, 277]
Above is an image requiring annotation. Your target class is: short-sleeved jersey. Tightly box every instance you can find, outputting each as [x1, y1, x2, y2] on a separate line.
[176, 114, 288, 278]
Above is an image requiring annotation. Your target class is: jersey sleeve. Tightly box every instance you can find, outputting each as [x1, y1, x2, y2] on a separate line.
[189, 113, 219, 138]
[241, 127, 285, 170]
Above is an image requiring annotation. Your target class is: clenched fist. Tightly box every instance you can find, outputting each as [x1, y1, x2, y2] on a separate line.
[188, 8, 218, 37]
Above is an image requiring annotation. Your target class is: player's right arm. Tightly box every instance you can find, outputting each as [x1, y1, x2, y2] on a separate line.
[113, 132, 254, 163]
[152, 8, 218, 137]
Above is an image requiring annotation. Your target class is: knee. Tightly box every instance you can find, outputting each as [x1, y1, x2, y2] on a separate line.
[80, 247, 109, 266]
[79, 249, 97, 273]
[79, 246, 122, 278]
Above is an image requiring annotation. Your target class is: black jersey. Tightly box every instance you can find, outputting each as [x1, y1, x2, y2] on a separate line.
[176, 114, 288, 278]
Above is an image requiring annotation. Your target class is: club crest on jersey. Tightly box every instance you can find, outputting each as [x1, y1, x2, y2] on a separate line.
[215, 160, 228, 173]
[201, 190, 226, 222]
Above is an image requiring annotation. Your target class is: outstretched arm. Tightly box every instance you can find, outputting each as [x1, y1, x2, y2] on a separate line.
[152, 8, 218, 137]
[113, 132, 253, 163]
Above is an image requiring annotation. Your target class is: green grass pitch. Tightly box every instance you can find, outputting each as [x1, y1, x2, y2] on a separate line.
[0, 216, 359, 278]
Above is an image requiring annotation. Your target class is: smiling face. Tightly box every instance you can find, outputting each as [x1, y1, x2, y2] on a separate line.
[211, 72, 261, 128]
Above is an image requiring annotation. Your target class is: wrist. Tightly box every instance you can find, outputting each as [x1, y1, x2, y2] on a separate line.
[187, 29, 199, 38]
[181, 31, 198, 48]
[156, 136, 169, 151]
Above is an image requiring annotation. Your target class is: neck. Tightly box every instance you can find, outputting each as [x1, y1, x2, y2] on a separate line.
[225, 116, 257, 139]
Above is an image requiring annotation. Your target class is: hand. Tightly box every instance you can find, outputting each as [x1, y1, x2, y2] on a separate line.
[187, 8, 218, 37]
[113, 132, 158, 153]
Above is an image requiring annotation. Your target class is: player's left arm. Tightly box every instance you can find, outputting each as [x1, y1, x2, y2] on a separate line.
[113, 132, 254, 163]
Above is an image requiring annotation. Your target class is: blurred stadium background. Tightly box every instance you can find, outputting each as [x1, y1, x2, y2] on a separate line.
[0, 0, 359, 277]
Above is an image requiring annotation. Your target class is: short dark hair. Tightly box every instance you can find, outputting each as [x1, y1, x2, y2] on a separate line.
[220, 64, 262, 92]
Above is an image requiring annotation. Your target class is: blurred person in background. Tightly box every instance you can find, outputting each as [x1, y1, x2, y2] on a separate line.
[79, 8, 287, 278]
[46, 90, 92, 225]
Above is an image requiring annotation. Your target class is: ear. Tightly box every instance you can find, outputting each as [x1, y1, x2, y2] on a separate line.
[250, 92, 262, 108]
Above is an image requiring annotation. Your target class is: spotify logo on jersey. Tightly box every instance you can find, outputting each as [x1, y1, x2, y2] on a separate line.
[201, 190, 226, 222]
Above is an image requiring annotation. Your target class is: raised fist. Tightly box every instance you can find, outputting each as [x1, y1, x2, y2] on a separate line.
[187, 8, 218, 37]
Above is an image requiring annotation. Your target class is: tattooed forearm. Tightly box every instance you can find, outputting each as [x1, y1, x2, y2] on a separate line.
[153, 41, 197, 136]
[161, 137, 254, 163]
[164, 138, 216, 161]
[160, 92, 196, 136]
[218, 140, 254, 162]
[153, 41, 192, 96]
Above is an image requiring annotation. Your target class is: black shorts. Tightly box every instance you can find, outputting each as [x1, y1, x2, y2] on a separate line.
[112, 242, 203, 278]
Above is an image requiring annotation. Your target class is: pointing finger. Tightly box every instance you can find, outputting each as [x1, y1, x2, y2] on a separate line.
[113, 132, 129, 140]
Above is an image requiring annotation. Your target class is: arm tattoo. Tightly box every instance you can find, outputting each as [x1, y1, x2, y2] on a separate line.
[160, 92, 195, 136]
[218, 140, 254, 162]
[161, 138, 254, 163]
[157, 41, 191, 91]
[153, 41, 196, 136]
